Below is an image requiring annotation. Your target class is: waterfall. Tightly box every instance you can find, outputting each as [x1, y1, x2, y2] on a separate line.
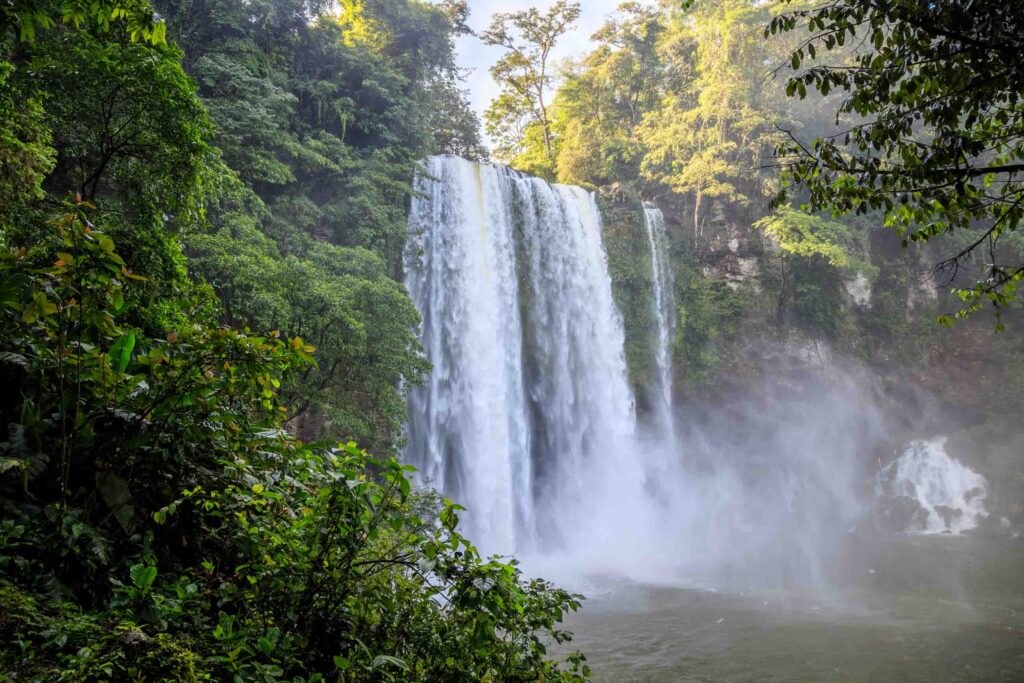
[642, 203, 676, 439]
[404, 155, 635, 552]
[876, 437, 988, 534]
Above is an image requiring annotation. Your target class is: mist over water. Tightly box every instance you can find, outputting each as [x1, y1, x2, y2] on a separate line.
[405, 155, 882, 583]
[404, 156, 1023, 679]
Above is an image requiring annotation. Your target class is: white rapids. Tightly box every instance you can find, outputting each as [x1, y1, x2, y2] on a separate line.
[877, 437, 988, 534]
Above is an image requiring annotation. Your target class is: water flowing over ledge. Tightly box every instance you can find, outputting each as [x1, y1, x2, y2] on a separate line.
[876, 436, 988, 534]
[642, 203, 677, 443]
[401, 156, 993, 587]
[403, 155, 636, 552]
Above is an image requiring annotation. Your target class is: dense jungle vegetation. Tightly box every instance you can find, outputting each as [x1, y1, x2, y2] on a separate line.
[0, 1, 585, 680]
[2, 0, 1023, 680]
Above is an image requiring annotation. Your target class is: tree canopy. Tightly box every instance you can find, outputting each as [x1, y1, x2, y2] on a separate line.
[769, 0, 1024, 322]
[481, 0, 580, 169]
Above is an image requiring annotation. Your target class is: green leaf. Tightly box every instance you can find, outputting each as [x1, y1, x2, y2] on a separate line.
[0, 352, 28, 368]
[0, 458, 25, 474]
[109, 333, 136, 374]
[371, 655, 409, 672]
[129, 564, 158, 592]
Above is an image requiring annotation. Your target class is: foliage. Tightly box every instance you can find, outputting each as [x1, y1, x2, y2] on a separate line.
[1, 0, 166, 45]
[31, 30, 211, 215]
[785, 254, 848, 337]
[552, 3, 664, 187]
[186, 217, 428, 449]
[673, 262, 752, 388]
[754, 206, 857, 268]
[639, 0, 784, 242]
[1, 18, 216, 340]
[754, 206, 876, 333]
[769, 0, 1024, 321]
[154, 0, 483, 445]
[0, 61, 54, 216]
[481, 1, 581, 167]
[0, 6, 588, 681]
[490, 0, 1022, 404]
[0, 205, 589, 682]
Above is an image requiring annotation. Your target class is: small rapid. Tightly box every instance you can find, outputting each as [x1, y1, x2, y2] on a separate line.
[877, 436, 989, 534]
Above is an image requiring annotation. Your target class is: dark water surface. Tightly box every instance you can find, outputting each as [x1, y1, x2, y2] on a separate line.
[557, 536, 1024, 682]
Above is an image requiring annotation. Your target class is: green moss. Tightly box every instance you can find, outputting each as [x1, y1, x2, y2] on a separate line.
[598, 193, 657, 400]
[673, 262, 755, 390]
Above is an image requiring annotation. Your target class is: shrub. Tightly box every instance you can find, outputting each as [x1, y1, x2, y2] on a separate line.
[0, 202, 589, 681]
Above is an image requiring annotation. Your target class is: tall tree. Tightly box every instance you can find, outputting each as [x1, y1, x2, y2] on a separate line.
[481, 0, 581, 163]
[769, 0, 1024, 320]
[550, 2, 664, 186]
[153, 0, 480, 448]
[640, 0, 782, 242]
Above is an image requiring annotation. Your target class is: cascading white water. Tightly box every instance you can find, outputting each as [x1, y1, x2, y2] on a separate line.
[642, 204, 676, 440]
[404, 155, 635, 552]
[405, 156, 876, 588]
[877, 437, 988, 534]
[403, 156, 528, 551]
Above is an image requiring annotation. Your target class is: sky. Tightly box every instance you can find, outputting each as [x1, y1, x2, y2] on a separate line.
[455, 0, 640, 140]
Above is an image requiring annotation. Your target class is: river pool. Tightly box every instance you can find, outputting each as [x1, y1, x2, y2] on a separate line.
[552, 535, 1024, 681]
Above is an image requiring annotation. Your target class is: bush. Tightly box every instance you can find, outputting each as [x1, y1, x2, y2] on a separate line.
[0, 203, 589, 682]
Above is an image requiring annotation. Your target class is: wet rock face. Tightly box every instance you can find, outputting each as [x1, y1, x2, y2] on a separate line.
[844, 272, 872, 308]
[701, 203, 763, 290]
[703, 254, 762, 291]
[876, 494, 930, 532]
[934, 505, 964, 529]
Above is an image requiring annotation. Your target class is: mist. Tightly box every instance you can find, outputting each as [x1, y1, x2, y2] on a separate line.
[530, 358, 890, 596]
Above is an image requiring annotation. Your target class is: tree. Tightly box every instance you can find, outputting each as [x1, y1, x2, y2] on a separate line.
[640, 0, 782, 243]
[0, 5, 591, 679]
[154, 0, 482, 446]
[481, 1, 581, 163]
[768, 0, 1024, 321]
[0, 203, 589, 682]
[754, 206, 873, 328]
[186, 216, 428, 450]
[550, 2, 664, 186]
[2, 8, 214, 335]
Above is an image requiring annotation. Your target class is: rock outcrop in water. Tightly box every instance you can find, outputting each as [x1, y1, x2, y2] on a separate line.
[876, 437, 988, 533]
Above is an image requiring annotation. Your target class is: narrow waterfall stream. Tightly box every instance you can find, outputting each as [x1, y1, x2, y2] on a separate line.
[642, 203, 676, 442]
[404, 155, 635, 552]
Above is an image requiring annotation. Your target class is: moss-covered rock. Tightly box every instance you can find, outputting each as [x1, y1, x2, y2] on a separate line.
[597, 191, 657, 404]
